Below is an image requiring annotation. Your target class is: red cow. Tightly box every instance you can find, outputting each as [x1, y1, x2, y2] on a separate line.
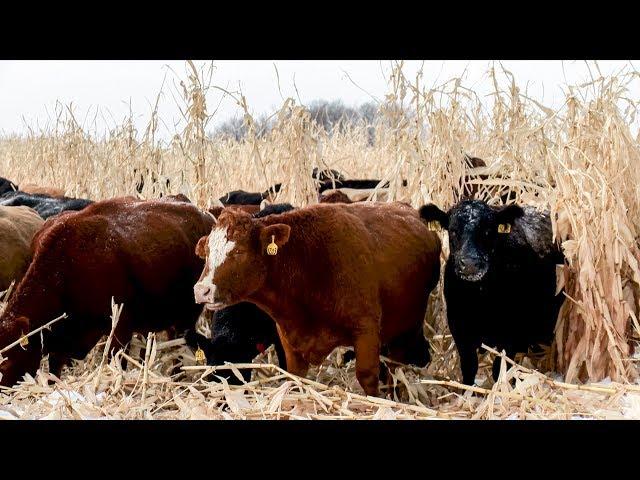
[192, 202, 441, 396]
[318, 190, 353, 204]
[209, 204, 260, 218]
[0, 197, 214, 386]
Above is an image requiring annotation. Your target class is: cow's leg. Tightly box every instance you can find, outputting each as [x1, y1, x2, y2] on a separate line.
[275, 324, 308, 378]
[354, 330, 381, 397]
[273, 335, 288, 371]
[380, 327, 430, 396]
[47, 326, 104, 381]
[458, 342, 479, 386]
[445, 292, 479, 386]
[48, 353, 69, 379]
[385, 325, 431, 367]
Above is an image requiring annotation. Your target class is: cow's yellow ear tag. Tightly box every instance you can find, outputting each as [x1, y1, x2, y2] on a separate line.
[498, 223, 511, 234]
[19, 332, 28, 348]
[427, 221, 440, 232]
[195, 346, 206, 365]
[267, 235, 278, 256]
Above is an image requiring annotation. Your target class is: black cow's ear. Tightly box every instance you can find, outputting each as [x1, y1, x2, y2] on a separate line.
[419, 204, 449, 230]
[495, 204, 524, 228]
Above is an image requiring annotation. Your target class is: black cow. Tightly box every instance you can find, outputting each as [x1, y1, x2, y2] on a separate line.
[0, 177, 18, 196]
[219, 183, 282, 206]
[134, 168, 171, 196]
[312, 168, 345, 183]
[317, 178, 408, 194]
[419, 200, 564, 385]
[184, 203, 295, 384]
[0, 192, 93, 219]
[185, 304, 286, 384]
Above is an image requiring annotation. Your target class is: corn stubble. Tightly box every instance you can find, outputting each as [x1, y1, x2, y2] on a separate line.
[0, 61, 639, 419]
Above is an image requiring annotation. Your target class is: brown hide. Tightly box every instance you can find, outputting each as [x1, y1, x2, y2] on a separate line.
[0, 197, 214, 387]
[193, 202, 441, 396]
[20, 184, 66, 197]
[208, 204, 260, 218]
[0, 206, 44, 291]
[318, 191, 353, 204]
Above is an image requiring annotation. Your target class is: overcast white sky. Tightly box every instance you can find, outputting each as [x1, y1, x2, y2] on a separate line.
[0, 60, 637, 141]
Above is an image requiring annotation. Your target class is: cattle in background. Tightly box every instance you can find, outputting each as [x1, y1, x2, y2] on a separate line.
[193, 202, 441, 396]
[159, 193, 192, 204]
[219, 183, 282, 206]
[255, 203, 295, 216]
[209, 204, 260, 219]
[0, 178, 66, 199]
[319, 190, 353, 204]
[317, 178, 375, 192]
[419, 200, 564, 385]
[0, 192, 93, 220]
[186, 203, 296, 384]
[0, 206, 44, 292]
[322, 187, 390, 203]
[209, 202, 295, 219]
[460, 155, 521, 204]
[312, 168, 345, 183]
[0, 197, 214, 387]
[19, 184, 65, 197]
[0, 177, 18, 196]
[134, 168, 171, 196]
[317, 178, 402, 194]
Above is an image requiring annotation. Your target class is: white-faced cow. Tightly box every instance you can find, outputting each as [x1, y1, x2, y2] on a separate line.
[193, 202, 441, 396]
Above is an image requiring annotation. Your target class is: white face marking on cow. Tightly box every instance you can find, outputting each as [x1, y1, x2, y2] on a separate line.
[193, 226, 235, 306]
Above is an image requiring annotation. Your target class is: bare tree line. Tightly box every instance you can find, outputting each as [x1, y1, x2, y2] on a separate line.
[212, 100, 378, 144]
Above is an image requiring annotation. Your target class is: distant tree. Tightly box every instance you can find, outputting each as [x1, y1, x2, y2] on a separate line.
[210, 100, 380, 144]
[213, 116, 245, 141]
[212, 114, 273, 141]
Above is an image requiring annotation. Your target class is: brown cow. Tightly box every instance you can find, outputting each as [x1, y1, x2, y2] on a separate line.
[208, 204, 260, 218]
[19, 184, 65, 197]
[192, 202, 441, 396]
[323, 187, 390, 203]
[318, 190, 353, 204]
[159, 193, 192, 203]
[0, 197, 214, 387]
[0, 206, 44, 292]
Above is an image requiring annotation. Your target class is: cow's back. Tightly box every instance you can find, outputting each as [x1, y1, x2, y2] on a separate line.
[265, 202, 441, 343]
[19, 198, 213, 330]
[333, 202, 441, 340]
[307, 202, 439, 280]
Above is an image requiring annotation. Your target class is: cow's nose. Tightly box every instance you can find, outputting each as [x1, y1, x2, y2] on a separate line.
[456, 255, 486, 281]
[194, 283, 212, 303]
[459, 258, 479, 274]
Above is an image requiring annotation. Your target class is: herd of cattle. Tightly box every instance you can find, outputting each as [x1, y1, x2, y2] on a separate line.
[0, 160, 564, 397]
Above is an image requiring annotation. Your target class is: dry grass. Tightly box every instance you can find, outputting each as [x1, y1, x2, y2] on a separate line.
[0, 60, 639, 419]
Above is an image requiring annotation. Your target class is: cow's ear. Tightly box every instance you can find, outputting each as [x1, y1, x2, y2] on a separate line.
[15, 315, 30, 332]
[495, 204, 524, 231]
[208, 206, 223, 219]
[195, 236, 209, 259]
[260, 224, 291, 255]
[419, 204, 449, 230]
